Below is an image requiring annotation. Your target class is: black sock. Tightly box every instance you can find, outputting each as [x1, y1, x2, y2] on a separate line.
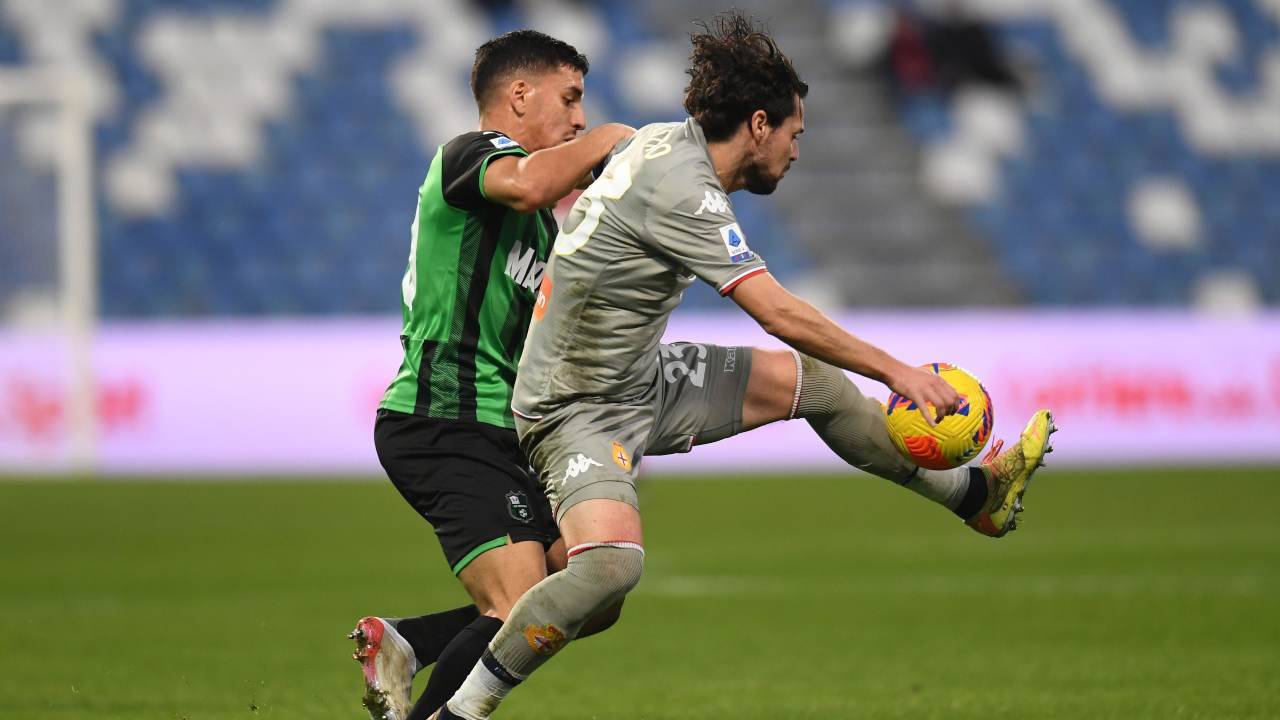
[390, 605, 480, 668]
[953, 467, 990, 520]
[407, 615, 503, 720]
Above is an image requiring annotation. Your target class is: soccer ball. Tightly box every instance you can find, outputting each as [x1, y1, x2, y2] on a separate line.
[884, 363, 994, 470]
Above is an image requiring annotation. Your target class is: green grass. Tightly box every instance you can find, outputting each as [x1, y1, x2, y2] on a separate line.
[3, 468, 1279, 719]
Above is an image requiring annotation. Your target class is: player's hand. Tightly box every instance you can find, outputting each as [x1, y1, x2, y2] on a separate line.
[886, 364, 962, 427]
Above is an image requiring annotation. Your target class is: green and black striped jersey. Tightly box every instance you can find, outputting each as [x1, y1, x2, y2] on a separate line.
[380, 130, 555, 429]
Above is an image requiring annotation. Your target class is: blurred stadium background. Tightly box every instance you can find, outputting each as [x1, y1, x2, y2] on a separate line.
[1, 0, 1279, 473]
[1, 1, 1278, 718]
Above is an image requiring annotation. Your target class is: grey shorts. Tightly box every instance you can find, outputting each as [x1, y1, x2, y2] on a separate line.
[514, 342, 753, 523]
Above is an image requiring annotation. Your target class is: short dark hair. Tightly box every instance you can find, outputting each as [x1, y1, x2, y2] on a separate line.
[683, 12, 809, 142]
[471, 30, 589, 107]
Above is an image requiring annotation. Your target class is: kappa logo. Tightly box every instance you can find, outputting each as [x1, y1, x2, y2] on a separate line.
[561, 453, 603, 484]
[719, 223, 754, 263]
[695, 190, 730, 216]
[489, 134, 519, 149]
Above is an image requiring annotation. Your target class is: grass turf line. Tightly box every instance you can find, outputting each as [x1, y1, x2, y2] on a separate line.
[2, 468, 1278, 719]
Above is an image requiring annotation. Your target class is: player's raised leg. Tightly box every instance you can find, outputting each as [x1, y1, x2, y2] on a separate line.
[737, 349, 1055, 533]
[738, 349, 995, 521]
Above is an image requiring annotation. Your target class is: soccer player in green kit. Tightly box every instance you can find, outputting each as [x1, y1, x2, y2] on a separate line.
[349, 30, 633, 720]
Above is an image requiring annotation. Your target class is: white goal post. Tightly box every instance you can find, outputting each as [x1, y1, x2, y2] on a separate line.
[0, 67, 98, 473]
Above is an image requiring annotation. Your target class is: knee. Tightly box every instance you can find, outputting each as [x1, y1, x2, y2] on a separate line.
[566, 544, 645, 606]
[795, 354, 855, 419]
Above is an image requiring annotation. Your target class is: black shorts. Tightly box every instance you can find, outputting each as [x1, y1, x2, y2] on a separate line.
[374, 409, 559, 575]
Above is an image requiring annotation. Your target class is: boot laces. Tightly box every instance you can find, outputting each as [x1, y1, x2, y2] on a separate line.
[980, 438, 1005, 466]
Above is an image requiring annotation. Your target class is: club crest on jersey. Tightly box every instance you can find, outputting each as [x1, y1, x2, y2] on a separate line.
[695, 190, 730, 216]
[719, 223, 753, 263]
[489, 134, 519, 149]
[506, 490, 532, 523]
[611, 441, 632, 472]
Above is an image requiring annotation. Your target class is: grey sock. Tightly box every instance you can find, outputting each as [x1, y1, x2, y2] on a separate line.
[447, 545, 644, 719]
[793, 353, 918, 484]
[906, 466, 970, 509]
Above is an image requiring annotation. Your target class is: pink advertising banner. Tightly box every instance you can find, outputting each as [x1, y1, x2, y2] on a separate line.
[1, 311, 1278, 474]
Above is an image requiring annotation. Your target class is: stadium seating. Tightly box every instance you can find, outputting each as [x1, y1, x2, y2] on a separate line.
[868, 0, 1280, 307]
[0, 0, 801, 317]
[2, 0, 1277, 315]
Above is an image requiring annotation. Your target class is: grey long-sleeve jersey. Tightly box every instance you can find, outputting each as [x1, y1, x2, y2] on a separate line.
[512, 118, 769, 418]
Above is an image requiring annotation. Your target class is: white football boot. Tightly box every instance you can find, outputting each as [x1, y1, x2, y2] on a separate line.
[349, 616, 418, 720]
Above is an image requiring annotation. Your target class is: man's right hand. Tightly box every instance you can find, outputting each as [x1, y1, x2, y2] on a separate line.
[577, 124, 636, 188]
[731, 272, 965, 424]
[885, 363, 962, 427]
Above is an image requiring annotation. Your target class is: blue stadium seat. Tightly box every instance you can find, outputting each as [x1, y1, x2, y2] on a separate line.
[0, 0, 809, 316]
[888, 0, 1279, 307]
[7, 0, 1276, 313]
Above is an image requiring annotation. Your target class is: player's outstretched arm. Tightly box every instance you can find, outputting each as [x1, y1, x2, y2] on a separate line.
[483, 123, 635, 213]
[730, 270, 960, 424]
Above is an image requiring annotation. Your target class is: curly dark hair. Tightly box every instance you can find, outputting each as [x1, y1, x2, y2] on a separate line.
[683, 12, 808, 142]
[472, 30, 589, 107]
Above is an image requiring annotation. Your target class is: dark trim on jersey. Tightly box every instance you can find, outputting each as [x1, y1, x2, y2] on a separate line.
[496, 281, 528, 391]
[457, 205, 556, 422]
[435, 215, 484, 418]
[477, 149, 519, 202]
[412, 337, 438, 416]
[455, 206, 504, 421]
[443, 132, 526, 210]
[494, 212, 553, 402]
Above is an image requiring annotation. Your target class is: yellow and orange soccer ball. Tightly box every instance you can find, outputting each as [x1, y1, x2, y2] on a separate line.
[883, 363, 994, 470]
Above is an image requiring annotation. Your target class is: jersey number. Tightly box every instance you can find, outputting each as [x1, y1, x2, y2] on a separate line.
[661, 344, 708, 388]
[555, 158, 633, 256]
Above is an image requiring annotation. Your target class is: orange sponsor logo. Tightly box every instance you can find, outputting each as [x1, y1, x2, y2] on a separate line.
[533, 276, 553, 321]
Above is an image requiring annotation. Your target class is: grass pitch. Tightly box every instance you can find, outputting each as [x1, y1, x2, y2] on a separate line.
[3, 468, 1279, 719]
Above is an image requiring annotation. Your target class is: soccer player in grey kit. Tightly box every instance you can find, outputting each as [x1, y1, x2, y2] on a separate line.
[433, 13, 1055, 719]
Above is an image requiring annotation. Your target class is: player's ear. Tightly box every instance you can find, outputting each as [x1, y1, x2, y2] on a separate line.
[749, 110, 770, 143]
[509, 78, 530, 116]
